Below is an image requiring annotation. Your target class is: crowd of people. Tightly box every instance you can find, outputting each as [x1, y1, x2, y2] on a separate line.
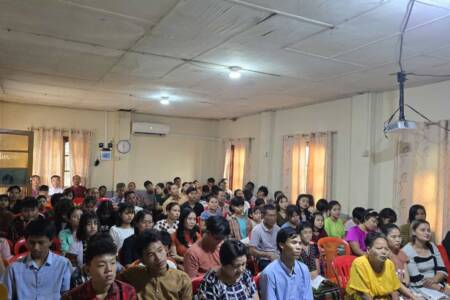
[0, 174, 449, 299]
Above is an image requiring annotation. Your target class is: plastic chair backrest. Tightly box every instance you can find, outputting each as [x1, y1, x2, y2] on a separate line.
[14, 238, 27, 256]
[51, 237, 62, 254]
[332, 255, 357, 288]
[253, 273, 261, 289]
[437, 244, 450, 283]
[0, 283, 7, 300]
[317, 237, 351, 280]
[8, 251, 29, 264]
[192, 275, 204, 295]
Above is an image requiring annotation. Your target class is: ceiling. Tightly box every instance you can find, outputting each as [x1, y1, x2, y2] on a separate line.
[1, 0, 450, 119]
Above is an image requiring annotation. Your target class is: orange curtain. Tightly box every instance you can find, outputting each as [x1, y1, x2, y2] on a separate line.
[282, 135, 308, 203]
[69, 129, 92, 187]
[307, 132, 333, 200]
[223, 138, 251, 191]
[32, 128, 64, 185]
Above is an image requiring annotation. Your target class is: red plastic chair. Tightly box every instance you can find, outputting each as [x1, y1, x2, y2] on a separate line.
[437, 245, 450, 283]
[317, 237, 351, 282]
[14, 238, 27, 256]
[192, 275, 204, 295]
[73, 197, 84, 207]
[8, 251, 29, 264]
[253, 273, 261, 289]
[332, 255, 357, 289]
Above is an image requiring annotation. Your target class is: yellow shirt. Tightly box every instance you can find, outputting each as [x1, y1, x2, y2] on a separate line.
[346, 256, 401, 300]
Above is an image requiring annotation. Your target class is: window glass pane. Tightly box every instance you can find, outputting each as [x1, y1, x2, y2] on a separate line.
[64, 172, 71, 188]
[0, 152, 29, 168]
[0, 134, 28, 151]
[64, 141, 70, 155]
[64, 156, 70, 171]
[0, 168, 28, 186]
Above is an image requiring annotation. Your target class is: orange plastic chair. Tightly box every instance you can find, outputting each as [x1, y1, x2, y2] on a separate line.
[317, 237, 351, 281]
[332, 255, 357, 289]
[13, 238, 27, 256]
[192, 275, 204, 295]
[437, 245, 450, 283]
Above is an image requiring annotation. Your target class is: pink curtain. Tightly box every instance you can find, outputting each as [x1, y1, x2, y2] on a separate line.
[307, 132, 333, 200]
[32, 128, 64, 185]
[69, 129, 92, 187]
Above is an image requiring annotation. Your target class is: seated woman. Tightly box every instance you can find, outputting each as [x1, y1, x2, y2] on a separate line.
[403, 220, 450, 296]
[346, 209, 379, 256]
[121, 209, 154, 266]
[275, 194, 289, 226]
[197, 239, 258, 300]
[311, 212, 327, 243]
[96, 201, 115, 232]
[154, 202, 180, 234]
[280, 205, 301, 229]
[400, 205, 428, 247]
[347, 232, 410, 300]
[68, 212, 99, 267]
[58, 206, 83, 254]
[171, 208, 201, 265]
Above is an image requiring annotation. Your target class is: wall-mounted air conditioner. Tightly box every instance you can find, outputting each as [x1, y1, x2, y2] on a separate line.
[131, 122, 170, 136]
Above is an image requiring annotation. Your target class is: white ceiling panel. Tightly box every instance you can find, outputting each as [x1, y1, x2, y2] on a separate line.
[0, 0, 149, 49]
[0, 30, 122, 80]
[289, 0, 449, 58]
[236, 0, 386, 25]
[133, 0, 269, 59]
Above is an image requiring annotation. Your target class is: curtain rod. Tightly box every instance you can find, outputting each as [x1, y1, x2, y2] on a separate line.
[285, 131, 337, 138]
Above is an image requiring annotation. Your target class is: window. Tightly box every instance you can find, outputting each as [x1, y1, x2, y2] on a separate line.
[63, 137, 71, 187]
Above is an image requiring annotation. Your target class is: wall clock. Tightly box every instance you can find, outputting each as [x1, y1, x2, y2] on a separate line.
[117, 140, 131, 154]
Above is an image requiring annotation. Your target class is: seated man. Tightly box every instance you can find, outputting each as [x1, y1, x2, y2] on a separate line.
[8, 197, 44, 243]
[119, 229, 192, 299]
[249, 204, 280, 271]
[61, 233, 136, 300]
[183, 215, 230, 278]
[3, 219, 72, 299]
[180, 186, 204, 217]
[260, 227, 313, 300]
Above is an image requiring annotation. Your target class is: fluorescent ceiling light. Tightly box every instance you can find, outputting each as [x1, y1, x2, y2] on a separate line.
[228, 66, 242, 79]
[160, 96, 170, 105]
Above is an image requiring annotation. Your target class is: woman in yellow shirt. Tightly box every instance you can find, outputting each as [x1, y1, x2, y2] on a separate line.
[346, 232, 421, 300]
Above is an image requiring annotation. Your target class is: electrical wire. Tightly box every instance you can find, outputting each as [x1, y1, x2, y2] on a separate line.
[398, 0, 415, 73]
[408, 73, 450, 78]
[406, 104, 450, 131]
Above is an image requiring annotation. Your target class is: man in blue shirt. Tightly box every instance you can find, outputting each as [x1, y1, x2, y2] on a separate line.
[260, 227, 313, 300]
[3, 219, 72, 300]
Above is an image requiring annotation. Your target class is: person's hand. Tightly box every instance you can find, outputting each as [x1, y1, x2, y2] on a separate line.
[423, 278, 435, 287]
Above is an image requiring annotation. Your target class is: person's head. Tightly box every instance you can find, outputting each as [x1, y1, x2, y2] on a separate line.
[132, 210, 154, 235]
[169, 184, 179, 197]
[159, 230, 172, 253]
[351, 207, 366, 224]
[366, 232, 389, 264]
[173, 177, 181, 187]
[256, 186, 269, 198]
[217, 189, 226, 203]
[286, 205, 301, 226]
[115, 182, 126, 196]
[55, 197, 74, 224]
[38, 185, 49, 196]
[276, 194, 289, 212]
[77, 211, 99, 241]
[262, 204, 277, 228]
[296, 194, 313, 211]
[181, 182, 191, 193]
[316, 199, 328, 214]
[166, 202, 180, 221]
[408, 204, 426, 223]
[219, 179, 229, 191]
[82, 196, 97, 213]
[230, 197, 245, 216]
[21, 197, 39, 221]
[85, 234, 118, 289]
[97, 201, 114, 224]
[277, 227, 301, 259]
[50, 193, 63, 209]
[127, 181, 136, 191]
[67, 206, 83, 232]
[243, 189, 252, 202]
[98, 186, 107, 197]
[186, 186, 197, 202]
[155, 183, 164, 195]
[379, 208, 397, 225]
[207, 177, 215, 187]
[63, 188, 74, 200]
[328, 200, 341, 219]
[362, 209, 379, 232]
[273, 191, 283, 202]
[207, 195, 219, 211]
[0, 194, 9, 209]
[219, 240, 248, 280]
[87, 188, 99, 199]
[7, 185, 21, 202]
[31, 175, 41, 187]
[124, 190, 138, 206]
[312, 212, 324, 230]
[255, 198, 265, 208]
[144, 180, 153, 192]
[136, 229, 167, 274]
[116, 203, 135, 226]
[298, 221, 313, 244]
[234, 189, 244, 198]
[410, 219, 432, 244]
[248, 206, 262, 224]
[36, 195, 47, 210]
[72, 175, 81, 186]
[380, 223, 402, 251]
[177, 208, 199, 247]
[25, 219, 55, 259]
[244, 181, 255, 193]
[204, 216, 230, 249]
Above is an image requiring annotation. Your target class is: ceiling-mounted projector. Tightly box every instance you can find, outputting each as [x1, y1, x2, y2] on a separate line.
[384, 119, 417, 134]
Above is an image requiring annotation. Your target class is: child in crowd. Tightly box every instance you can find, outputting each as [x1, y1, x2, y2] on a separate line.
[68, 212, 99, 267]
[344, 206, 365, 232]
[254, 198, 266, 209]
[311, 212, 328, 243]
[248, 206, 262, 227]
[281, 205, 301, 229]
[96, 201, 115, 232]
[0, 194, 14, 236]
[298, 222, 321, 279]
[109, 203, 135, 252]
[81, 196, 97, 214]
[296, 194, 313, 222]
[315, 198, 328, 218]
[324, 200, 345, 238]
[8, 197, 44, 242]
[200, 195, 221, 221]
[154, 202, 180, 234]
[59, 206, 83, 254]
[228, 197, 252, 242]
[276, 194, 289, 226]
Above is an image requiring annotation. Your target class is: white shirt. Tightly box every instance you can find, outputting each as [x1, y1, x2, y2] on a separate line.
[49, 187, 63, 196]
[109, 226, 134, 252]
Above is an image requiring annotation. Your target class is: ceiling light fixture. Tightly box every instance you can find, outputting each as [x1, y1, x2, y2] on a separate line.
[228, 66, 242, 79]
[160, 96, 170, 105]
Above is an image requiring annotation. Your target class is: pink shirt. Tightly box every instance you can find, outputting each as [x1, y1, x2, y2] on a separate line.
[183, 240, 221, 278]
